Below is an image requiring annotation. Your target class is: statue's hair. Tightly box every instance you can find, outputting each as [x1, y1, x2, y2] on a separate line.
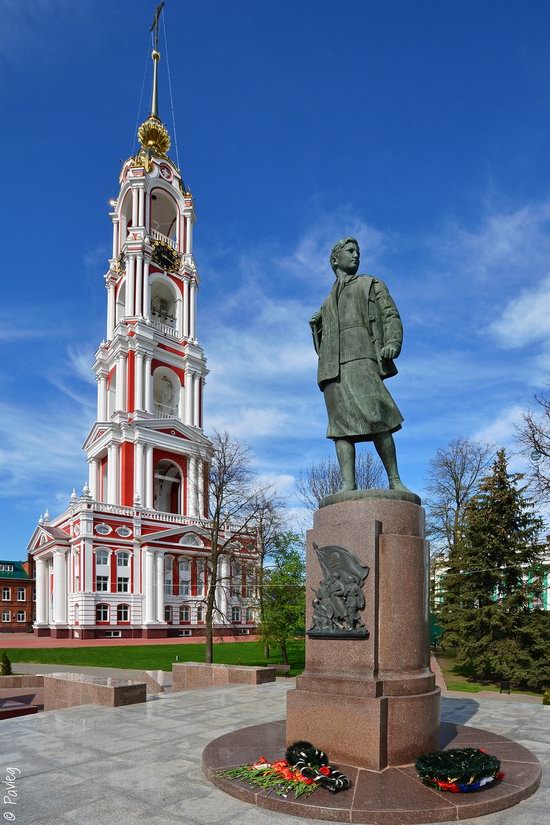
[330, 237, 359, 273]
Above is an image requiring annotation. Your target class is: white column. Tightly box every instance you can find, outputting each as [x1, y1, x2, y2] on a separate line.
[217, 556, 230, 623]
[176, 297, 183, 336]
[107, 445, 114, 503]
[107, 282, 115, 339]
[35, 559, 48, 625]
[89, 459, 99, 500]
[144, 550, 155, 623]
[135, 352, 144, 411]
[187, 456, 197, 516]
[178, 384, 185, 420]
[197, 458, 204, 518]
[138, 187, 145, 226]
[193, 373, 200, 427]
[135, 254, 143, 317]
[115, 353, 126, 411]
[143, 260, 151, 320]
[156, 553, 165, 623]
[186, 215, 193, 253]
[145, 444, 154, 509]
[134, 441, 144, 503]
[107, 444, 119, 504]
[145, 355, 153, 413]
[183, 278, 189, 337]
[112, 217, 119, 259]
[132, 186, 139, 227]
[126, 255, 135, 317]
[98, 374, 107, 420]
[52, 550, 67, 624]
[185, 369, 193, 426]
[189, 280, 197, 339]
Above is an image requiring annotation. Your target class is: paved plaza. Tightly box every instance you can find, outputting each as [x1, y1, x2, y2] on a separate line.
[0, 679, 548, 825]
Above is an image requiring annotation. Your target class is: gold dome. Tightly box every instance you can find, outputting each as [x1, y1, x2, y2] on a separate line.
[137, 116, 171, 156]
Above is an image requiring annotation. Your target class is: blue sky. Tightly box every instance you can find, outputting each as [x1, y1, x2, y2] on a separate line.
[2, 0, 550, 557]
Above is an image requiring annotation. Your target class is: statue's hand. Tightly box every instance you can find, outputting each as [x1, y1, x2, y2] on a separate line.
[380, 344, 400, 360]
[309, 311, 321, 327]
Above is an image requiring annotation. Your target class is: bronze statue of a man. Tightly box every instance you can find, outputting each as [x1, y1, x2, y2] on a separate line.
[310, 237, 410, 493]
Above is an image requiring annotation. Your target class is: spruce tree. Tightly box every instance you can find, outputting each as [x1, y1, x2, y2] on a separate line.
[440, 449, 550, 690]
[0, 651, 12, 676]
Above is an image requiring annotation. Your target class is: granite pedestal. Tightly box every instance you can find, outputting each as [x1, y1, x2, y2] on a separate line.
[286, 492, 440, 770]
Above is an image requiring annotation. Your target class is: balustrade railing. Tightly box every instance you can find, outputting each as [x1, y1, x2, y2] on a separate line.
[150, 228, 177, 250]
[154, 402, 178, 419]
[151, 319, 180, 338]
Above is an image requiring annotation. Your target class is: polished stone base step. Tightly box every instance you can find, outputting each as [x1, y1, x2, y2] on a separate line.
[203, 719, 541, 824]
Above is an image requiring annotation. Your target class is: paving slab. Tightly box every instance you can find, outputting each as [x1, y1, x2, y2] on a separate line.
[0, 680, 548, 825]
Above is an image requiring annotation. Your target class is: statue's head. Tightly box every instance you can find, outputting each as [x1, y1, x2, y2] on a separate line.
[330, 237, 360, 276]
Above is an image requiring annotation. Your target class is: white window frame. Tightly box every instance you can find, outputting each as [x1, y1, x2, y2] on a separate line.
[2, 587, 10, 601]
[117, 604, 129, 622]
[96, 575, 109, 592]
[117, 576, 129, 593]
[117, 552, 130, 567]
[16, 610, 25, 623]
[96, 603, 109, 622]
[96, 549, 109, 566]
[1, 610, 10, 622]
[180, 604, 190, 622]
[232, 606, 241, 623]
[17, 587, 25, 602]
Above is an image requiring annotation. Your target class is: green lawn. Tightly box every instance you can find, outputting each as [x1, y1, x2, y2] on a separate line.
[435, 651, 541, 696]
[1, 639, 305, 677]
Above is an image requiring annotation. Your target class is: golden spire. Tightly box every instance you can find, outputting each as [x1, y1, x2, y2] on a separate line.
[137, 3, 171, 157]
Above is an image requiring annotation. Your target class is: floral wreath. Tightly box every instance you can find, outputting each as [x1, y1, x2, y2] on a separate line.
[220, 740, 351, 798]
[416, 747, 504, 793]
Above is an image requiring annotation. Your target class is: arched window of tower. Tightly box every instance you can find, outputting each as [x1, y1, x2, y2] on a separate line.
[150, 277, 177, 329]
[115, 280, 126, 327]
[153, 459, 182, 515]
[120, 190, 133, 239]
[153, 366, 179, 418]
[150, 188, 178, 246]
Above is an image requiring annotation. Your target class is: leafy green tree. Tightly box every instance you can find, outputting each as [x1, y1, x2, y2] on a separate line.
[441, 449, 550, 689]
[260, 532, 306, 666]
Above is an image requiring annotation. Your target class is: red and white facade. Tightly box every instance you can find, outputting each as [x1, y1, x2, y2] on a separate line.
[28, 51, 258, 639]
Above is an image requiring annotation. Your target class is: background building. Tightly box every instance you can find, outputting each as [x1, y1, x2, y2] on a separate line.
[27, 29, 258, 640]
[0, 555, 35, 633]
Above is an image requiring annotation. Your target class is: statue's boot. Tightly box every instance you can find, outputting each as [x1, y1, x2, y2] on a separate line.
[388, 474, 413, 494]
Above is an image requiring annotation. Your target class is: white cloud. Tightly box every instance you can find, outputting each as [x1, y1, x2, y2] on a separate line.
[490, 274, 550, 348]
[68, 346, 97, 385]
[473, 405, 524, 446]
[255, 472, 296, 499]
[431, 201, 550, 283]
[0, 313, 60, 342]
[279, 213, 386, 282]
[206, 407, 290, 439]
[0, 401, 89, 501]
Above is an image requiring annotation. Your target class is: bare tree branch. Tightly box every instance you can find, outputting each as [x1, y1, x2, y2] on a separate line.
[425, 437, 494, 556]
[202, 431, 279, 663]
[296, 451, 384, 510]
[516, 388, 550, 502]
